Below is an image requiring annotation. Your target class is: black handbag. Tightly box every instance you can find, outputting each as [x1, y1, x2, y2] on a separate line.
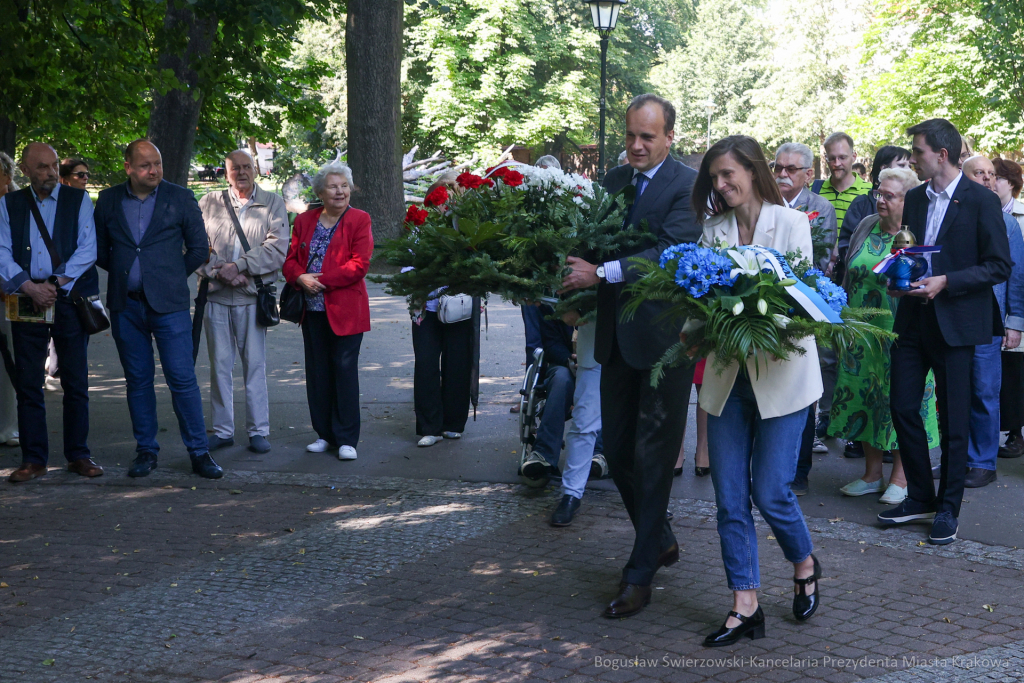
[279, 284, 305, 324]
[27, 192, 110, 334]
[222, 191, 280, 327]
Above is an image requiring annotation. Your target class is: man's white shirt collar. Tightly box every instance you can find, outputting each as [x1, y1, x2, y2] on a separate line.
[927, 171, 962, 202]
[633, 157, 667, 182]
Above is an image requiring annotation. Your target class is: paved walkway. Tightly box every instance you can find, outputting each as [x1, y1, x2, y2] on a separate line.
[2, 468, 1024, 683]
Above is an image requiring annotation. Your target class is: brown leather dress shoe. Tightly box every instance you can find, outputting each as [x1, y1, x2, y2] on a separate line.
[67, 458, 104, 478]
[603, 583, 652, 619]
[8, 463, 47, 483]
[657, 543, 680, 568]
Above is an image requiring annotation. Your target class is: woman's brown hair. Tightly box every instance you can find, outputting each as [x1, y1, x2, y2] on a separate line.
[993, 158, 1023, 198]
[691, 135, 784, 224]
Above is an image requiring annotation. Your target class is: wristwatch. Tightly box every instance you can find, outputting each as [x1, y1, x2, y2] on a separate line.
[595, 265, 606, 280]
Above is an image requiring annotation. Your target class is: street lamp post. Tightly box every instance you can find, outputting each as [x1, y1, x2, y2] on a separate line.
[586, 0, 626, 182]
[704, 98, 717, 151]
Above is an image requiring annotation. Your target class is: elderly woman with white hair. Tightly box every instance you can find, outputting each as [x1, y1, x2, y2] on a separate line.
[283, 161, 373, 461]
[827, 166, 940, 504]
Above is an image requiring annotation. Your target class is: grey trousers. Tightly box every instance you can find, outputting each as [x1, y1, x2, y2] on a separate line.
[205, 302, 270, 439]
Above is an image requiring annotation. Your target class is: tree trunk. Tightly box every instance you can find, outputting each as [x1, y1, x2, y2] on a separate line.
[346, 0, 404, 246]
[0, 116, 15, 158]
[146, 5, 217, 187]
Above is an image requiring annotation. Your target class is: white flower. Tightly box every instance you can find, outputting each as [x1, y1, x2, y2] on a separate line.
[732, 301, 744, 315]
[727, 250, 761, 279]
[773, 314, 791, 328]
[757, 299, 768, 315]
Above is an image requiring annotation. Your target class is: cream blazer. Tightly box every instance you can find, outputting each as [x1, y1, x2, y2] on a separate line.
[697, 202, 823, 419]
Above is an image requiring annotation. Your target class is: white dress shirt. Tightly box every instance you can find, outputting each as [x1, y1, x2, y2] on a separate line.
[922, 172, 962, 277]
[602, 157, 668, 284]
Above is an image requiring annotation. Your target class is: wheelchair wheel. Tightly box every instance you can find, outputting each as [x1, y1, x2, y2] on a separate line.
[517, 348, 548, 487]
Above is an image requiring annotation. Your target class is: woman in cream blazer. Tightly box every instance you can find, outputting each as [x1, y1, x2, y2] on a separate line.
[690, 136, 822, 648]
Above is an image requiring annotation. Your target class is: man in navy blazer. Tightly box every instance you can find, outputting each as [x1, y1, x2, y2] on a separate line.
[561, 94, 702, 618]
[94, 139, 222, 479]
[879, 119, 1012, 544]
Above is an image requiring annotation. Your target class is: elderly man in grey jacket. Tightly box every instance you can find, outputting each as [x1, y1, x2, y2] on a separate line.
[197, 150, 287, 453]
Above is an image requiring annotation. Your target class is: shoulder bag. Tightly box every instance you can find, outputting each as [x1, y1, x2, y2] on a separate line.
[221, 191, 279, 327]
[437, 293, 474, 323]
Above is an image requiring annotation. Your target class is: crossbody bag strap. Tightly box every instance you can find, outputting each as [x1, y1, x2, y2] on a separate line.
[221, 190, 264, 289]
[25, 188, 63, 273]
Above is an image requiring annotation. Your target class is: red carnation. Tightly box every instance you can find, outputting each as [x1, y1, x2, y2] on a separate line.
[805, 211, 820, 221]
[423, 185, 449, 208]
[489, 166, 509, 180]
[404, 204, 428, 227]
[501, 169, 524, 187]
[457, 172, 487, 190]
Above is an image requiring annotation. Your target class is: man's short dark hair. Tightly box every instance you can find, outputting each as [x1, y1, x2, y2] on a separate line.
[626, 94, 675, 135]
[124, 138, 157, 164]
[906, 119, 961, 167]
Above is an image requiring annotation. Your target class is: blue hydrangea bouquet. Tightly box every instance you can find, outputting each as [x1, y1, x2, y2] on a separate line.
[624, 243, 895, 384]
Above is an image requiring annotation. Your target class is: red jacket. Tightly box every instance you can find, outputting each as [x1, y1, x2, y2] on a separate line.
[283, 206, 373, 337]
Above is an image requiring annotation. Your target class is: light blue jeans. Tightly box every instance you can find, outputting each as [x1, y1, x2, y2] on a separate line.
[707, 373, 813, 591]
[561, 362, 602, 499]
[967, 337, 1002, 471]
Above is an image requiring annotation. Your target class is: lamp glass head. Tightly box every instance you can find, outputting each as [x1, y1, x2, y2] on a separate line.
[588, 0, 624, 32]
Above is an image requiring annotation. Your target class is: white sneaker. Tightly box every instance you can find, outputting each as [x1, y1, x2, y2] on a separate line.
[45, 376, 62, 392]
[3, 431, 18, 447]
[338, 445, 357, 460]
[812, 437, 828, 454]
[306, 439, 330, 453]
[879, 483, 908, 505]
[418, 435, 440, 447]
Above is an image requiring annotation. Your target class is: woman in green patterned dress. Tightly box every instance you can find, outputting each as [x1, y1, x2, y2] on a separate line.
[828, 167, 940, 504]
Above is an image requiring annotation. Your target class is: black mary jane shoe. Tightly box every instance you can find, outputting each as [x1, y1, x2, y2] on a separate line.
[694, 466, 710, 477]
[793, 554, 821, 621]
[703, 606, 765, 647]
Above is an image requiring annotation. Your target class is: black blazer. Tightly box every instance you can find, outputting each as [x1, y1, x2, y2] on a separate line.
[595, 158, 702, 369]
[895, 175, 1012, 347]
[95, 180, 209, 314]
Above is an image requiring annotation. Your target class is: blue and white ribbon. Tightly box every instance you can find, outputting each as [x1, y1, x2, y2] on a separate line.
[743, 246, 843, 324]
[872, 246, 941, 275]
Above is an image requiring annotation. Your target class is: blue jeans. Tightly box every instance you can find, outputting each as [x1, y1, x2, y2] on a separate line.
[562, 362, 603, 499]
[533, 365, 574, 468]
[968, 336, 1002, 471]
[111, 299, 209, 458]
[707, 374, 813, 591]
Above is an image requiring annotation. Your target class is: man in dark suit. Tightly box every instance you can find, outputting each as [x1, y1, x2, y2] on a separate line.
[0, 142, 103, 482]
[94, 139, 222, 479]
[561, 94, 702, 617]
[879, 119, 1012, 544]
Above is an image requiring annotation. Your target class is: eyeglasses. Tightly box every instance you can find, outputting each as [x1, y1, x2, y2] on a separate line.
[773, 165, 809, 175]
[876, 191, 901, 202]
[72, 172, 90, 179]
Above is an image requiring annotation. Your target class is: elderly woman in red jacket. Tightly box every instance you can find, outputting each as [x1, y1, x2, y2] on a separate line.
[283, 162, 373, 461]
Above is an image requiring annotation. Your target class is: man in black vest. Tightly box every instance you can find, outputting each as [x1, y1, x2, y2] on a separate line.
[879, 119, 1012, 544]
[560, 94, 702, 618]
[0, 142, 102, 482]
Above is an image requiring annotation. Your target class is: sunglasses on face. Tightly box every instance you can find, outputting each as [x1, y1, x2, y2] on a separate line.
[773, 166, 809, 175]
[72, 171, 89, 179]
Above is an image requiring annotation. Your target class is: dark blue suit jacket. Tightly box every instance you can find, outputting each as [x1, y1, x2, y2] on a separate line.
[896, 175, 1012, 347]
[596, 158, 702, 369]
[94, 180, 208, 314]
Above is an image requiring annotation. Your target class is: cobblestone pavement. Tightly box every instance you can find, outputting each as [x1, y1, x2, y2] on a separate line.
[2, 469, 1024, 682]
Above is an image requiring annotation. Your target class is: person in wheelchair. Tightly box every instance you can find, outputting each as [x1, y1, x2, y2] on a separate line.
[519, 305, 607, 526]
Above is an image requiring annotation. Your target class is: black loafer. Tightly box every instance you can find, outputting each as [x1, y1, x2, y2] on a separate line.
[793, 554, 821, 621]
[964, 467, 997, 488]
[704, 607, 765, 647]
[694, 466, 710, 477]
[128, 451, 158, 478]
[190, 452, 224, 479]
[843, 441, 864, 458]
[998, 434, 1024, 458]
[603, 583, 652, 619]
[549, 494, 581, 527]
[657, 542, 679, 568]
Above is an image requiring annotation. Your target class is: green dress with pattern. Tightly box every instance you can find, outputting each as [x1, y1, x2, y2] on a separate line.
[828, 222, 940, 450]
